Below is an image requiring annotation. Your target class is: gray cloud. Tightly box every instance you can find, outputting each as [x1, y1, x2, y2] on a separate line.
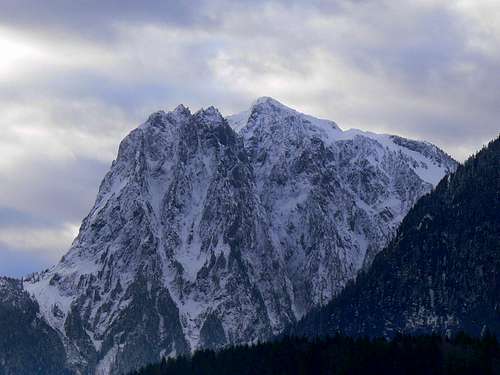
[0, 245, 55, 277]
[0, 207, 43, 228]
[0, 0, 499, 277]
[0, 0, 208, 40]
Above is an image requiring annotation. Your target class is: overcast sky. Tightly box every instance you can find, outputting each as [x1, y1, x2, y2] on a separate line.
[0, 0, 499, 277]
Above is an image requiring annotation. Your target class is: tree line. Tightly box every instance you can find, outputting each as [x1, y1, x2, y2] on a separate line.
[130, 332, 500, 375]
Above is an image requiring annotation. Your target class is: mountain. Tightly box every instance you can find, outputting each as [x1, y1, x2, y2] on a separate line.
[288, 136, 500, 339]
[14, 97, 456, 374]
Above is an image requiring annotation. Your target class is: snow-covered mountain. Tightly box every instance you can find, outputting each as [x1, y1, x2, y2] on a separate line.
[21, 97, 456, 374]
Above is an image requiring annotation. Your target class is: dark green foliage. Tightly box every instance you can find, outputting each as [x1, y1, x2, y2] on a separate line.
[130, 333, 500, 375]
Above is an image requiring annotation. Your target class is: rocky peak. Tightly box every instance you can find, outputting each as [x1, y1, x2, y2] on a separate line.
[194, 106, 225, 127]
[141, 105, 191, 132]
[228, 97, 340, 143]
[248, 96, 301, 122]
[172, 103, 191, 116]
[251, 96, 289, 111]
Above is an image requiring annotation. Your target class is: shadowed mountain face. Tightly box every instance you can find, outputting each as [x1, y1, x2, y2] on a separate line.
[5, 98, 455, 374]
[288, 136, 500, 340]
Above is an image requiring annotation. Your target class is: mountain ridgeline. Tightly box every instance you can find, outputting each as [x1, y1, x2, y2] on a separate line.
[1, 97, 458, 374]
[288, 135, 500, 339]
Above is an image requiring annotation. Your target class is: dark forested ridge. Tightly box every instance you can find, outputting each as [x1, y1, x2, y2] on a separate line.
[287, 135, 500, 339]
[0, 277, 69, 375]
[131, 333, 500, 375]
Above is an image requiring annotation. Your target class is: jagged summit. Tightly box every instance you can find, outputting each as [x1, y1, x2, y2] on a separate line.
[252, 95, 280, 105]
[251, 96, 291, 110]
[142, 104, 229, 133]
[174, 103, 190, 112]
[194, 106, 226, 126]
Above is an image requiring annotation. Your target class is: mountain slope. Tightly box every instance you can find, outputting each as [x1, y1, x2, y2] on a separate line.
[15, 97, 456, 374]
[288, 135, 500, 339]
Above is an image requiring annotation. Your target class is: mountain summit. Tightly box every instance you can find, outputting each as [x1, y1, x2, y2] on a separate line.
[14, 98, 457, 374]
[227, 96, 340, 134]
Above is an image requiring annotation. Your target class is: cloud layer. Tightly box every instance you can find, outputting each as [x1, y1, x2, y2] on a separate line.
[0, 0, 499, 276]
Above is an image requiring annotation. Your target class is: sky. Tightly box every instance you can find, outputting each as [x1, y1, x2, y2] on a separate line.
[0, 0, 499, 277]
